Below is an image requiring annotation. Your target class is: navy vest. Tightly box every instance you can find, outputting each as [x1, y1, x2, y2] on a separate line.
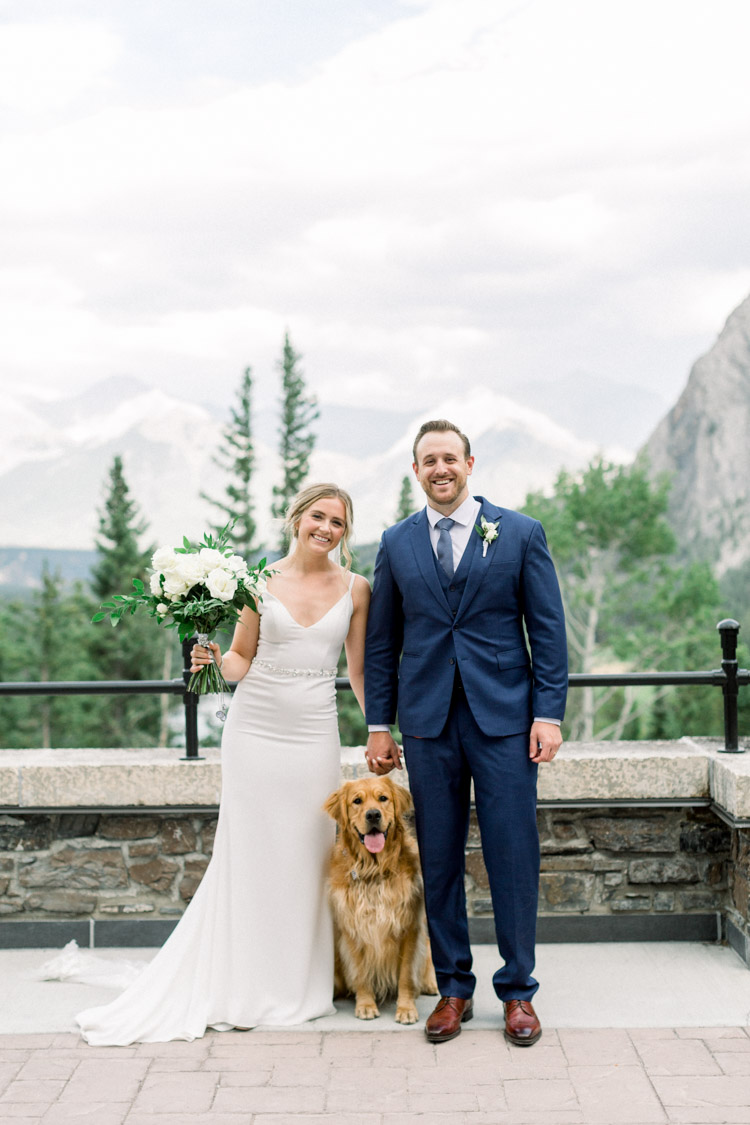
[432, 521, 480, 614]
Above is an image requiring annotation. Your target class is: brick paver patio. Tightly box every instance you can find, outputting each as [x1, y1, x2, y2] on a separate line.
[2, 1026, 750, 1124]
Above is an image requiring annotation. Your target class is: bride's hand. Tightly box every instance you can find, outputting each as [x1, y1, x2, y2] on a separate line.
[190, 642, 222, 673]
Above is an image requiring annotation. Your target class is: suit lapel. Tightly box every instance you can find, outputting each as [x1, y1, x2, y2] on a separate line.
[455, 497, 503, 621]
[408, 510, 452, 615]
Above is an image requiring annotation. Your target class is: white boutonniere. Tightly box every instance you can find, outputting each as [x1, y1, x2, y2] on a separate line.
[475, 516, 499, 557]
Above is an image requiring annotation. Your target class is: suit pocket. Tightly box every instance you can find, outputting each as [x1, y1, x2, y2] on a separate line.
[495, 646, 530, 671]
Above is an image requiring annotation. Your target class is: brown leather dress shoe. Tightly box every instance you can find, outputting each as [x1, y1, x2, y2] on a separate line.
[425, 996, 474, 1043]
[504, 999, 542, 1046]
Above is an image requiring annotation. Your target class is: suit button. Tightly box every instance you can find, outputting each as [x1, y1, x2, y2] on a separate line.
[449, 658, 455, 665]
[451, 610, 457, 617]
[449, 585, 455, 591]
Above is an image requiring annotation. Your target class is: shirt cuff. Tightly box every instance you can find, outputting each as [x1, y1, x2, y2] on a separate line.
[534, 717, 561, 726]
[367, 725, 391, 733]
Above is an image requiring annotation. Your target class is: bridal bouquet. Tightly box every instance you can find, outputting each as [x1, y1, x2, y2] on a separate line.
[93, 523, 273, 700]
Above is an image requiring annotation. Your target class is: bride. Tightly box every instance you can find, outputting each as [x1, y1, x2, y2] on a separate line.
[76, 483, 370, 1044]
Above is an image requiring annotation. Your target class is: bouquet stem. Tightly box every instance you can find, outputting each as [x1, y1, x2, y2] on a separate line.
[189, 633, 230, 720]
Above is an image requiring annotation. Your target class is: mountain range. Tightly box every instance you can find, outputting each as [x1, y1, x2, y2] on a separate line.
[0, 376, 640, 566]
[2, 291, 749, 594]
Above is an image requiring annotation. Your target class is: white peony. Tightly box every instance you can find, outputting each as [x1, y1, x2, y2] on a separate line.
[149, 572, 163, 596]
[205, 567, 238, 602]
[151, 546, 178, 574]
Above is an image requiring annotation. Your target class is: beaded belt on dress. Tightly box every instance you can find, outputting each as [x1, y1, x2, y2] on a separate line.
[251, 658, 337, 678]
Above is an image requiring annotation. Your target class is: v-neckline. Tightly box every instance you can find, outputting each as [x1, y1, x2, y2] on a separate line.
[266, 588, 350, 630]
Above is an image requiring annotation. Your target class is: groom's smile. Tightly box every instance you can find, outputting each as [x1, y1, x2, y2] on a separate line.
[413, 431, 475, 514]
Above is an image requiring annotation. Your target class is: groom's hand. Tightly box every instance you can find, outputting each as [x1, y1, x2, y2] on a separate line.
[529, 721, 563, 764]
[365, 731, 403, 774]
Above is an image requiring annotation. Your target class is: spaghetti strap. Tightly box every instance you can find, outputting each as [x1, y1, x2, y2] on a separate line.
[347, 570, 356, 591]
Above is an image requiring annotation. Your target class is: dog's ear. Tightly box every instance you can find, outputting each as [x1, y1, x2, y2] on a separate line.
[323, 784, 347, 826]
[390, 779, 413, 818]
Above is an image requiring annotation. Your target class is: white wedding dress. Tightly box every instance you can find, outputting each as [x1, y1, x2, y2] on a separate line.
[76, 575, 355, 1045]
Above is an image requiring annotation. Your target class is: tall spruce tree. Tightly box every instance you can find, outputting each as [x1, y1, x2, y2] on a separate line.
[201, 366, 257, 557]
[271, 333, 319, 552]
[89, 455, 166, 746]
[395, 475, 416, 522]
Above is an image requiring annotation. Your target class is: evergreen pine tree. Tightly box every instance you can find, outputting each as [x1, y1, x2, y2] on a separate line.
[201, 366, 257, 557]
[395, 475, 416, 522]
[271, 333, 319, 552]
[89, 455, 166, 746]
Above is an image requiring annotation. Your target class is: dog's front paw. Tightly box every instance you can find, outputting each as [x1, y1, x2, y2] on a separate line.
[355, 1000, 380, 1020]
[395, 1002, 419, 1024]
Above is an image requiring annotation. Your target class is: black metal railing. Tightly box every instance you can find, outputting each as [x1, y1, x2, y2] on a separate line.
[0, 620, 747, 759]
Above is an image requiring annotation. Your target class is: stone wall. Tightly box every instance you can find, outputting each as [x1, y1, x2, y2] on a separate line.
[467, 807, 731, 920]
[0, 804, 732, 927]
[0, 812, 217, 921]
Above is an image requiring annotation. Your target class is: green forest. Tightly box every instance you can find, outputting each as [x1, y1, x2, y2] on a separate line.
[1, 343, 747, 751]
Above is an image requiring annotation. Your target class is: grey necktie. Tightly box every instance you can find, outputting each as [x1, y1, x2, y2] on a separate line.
[435, 517, 455, 580]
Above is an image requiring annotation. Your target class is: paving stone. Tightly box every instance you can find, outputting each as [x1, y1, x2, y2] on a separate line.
[0, 1035, 56, 1048]
[208, 1040, 320, 1058]
[0, 1062, 22, 1095]
[495, 1078, 578, 1113]
[664, 1109, 750, 1123]
[320, 1031, 374, 1058]
[135, 1039, 209, 1056]
[652, 1073, 750, 1106]
[213, 1084, 326, 1113]
[1, 1079, 66, 1102]
[0, 1104, 55, 1119]
[268, 1058, 331, 1085]
[559, 1028, 639, 1066]
[15, 1055, 79, 1081]
[130, 1071, 218, 1113]
[569, 1063, 667, 1122]
[255, 1117, 381, 1125]
[217, 1069, 275, 1086]
[59, 1059, 150, 1103]
[41, 1106, 128, 1124]
[635, 1037, 723, 1075]
[384, 1116, 471, 1125]
[673, 1026, 747, 1039]
[403, 1090, 480, 1113]
[713, 1051, 750, 1074]
[628, 1028, 679, 1041]
[125, 1117, 253, 1125]
[408, 1063, 512, 1089]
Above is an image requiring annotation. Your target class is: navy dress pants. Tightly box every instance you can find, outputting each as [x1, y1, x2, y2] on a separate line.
[403, 686, 540, 1002]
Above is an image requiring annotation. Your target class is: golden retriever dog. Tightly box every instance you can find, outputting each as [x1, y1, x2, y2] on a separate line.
[323, 775, 438, 1024]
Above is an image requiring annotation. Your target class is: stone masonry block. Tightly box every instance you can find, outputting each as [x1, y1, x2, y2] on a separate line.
[179, 857, 209, 901]
[610, 894, 652, 912]
[25, 890, 97, 914]
[98, 816, 160, 840]
[628, 857, 700, 884]
[0, 815, 54, 851]
[129, 857, 179, 893]
[160, 819, 197, 855]
[465, 852, 490, 890]
[680, 819, 731, 855]
[539, 872, 595, 911]
[18, 845, 128, 889]
[582, 814, 679, 853]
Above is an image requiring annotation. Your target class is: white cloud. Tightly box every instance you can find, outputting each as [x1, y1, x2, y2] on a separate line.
[0, 21, 119, 115]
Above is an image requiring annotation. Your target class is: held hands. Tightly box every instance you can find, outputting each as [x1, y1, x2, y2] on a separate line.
[365, 731, 403, 775]
[190, 642, 222, 675]
[529, 720, 563, 764]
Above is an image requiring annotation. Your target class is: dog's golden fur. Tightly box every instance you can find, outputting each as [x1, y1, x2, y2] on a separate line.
[323, 775, 437, 1023]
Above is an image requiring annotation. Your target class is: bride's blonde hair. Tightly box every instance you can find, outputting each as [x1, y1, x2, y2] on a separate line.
[284, 483, 355, 571]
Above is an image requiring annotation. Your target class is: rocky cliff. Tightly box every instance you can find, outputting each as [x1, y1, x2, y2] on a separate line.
[641, 294, 750, 575]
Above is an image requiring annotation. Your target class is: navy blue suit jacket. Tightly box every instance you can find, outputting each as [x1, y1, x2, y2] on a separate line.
[364, 496, 568, 739]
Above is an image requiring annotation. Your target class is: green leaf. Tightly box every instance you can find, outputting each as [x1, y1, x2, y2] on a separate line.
[132, 578, 145, 594]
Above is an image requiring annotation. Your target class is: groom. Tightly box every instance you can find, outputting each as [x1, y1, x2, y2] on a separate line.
[364, 419, 567, 1046]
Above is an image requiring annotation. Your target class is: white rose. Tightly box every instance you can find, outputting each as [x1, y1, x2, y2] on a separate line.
[151, 546, 178, 573]
[156, 603, 169, 616]
[206, 567, 238, 602]
[149, 572, 163, 596]
[163, 573, 190, 601]
[225, 553, 249, 577]
[175, 554, 206, 589]
[248, 574, 267, 598]
[199, 547, 225, 570]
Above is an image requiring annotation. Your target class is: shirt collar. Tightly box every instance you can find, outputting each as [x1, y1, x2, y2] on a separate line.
[425, 494, 480, 529]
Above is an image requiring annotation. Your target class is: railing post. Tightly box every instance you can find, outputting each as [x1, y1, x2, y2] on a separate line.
[180, 636, 204, 761]
[717, 619, 741, 753]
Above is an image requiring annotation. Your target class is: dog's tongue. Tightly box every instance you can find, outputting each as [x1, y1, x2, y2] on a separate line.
[364, 831, 386, 854]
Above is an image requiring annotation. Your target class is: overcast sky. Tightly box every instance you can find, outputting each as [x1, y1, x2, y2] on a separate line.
[2, 0, 750, 415]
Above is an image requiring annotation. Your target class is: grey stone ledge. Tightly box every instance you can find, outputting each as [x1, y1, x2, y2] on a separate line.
[1, 737, 749, 817]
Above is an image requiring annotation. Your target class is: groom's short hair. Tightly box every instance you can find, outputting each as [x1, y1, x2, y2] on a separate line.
[412, 419, 471, 464]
